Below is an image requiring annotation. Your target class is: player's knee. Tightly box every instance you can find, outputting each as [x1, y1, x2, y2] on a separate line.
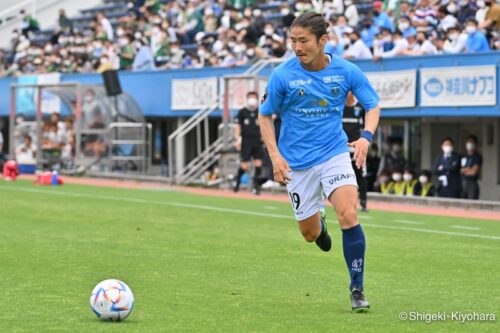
[300, 227, 320, 242]
[337, 207, 358, 226]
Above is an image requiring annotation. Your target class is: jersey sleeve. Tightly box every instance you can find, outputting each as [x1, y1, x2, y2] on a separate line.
[349, 64, 380, 111]
[259, 70, 285, 116]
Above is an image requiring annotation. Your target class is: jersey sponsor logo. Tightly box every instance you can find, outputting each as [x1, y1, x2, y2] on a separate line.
[294, 107, 340, 118]
[328, 173, 355, 185]
[308, 98, 329, 107]
[289, 79, 312, 87]
[323, 75, 345, 84]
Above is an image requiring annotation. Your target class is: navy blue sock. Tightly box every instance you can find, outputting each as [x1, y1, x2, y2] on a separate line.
[342, 224, 366, 290]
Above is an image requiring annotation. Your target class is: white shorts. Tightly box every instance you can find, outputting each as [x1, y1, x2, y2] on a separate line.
[286, 152, 358, 221]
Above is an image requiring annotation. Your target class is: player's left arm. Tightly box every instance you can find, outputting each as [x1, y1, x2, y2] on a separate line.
[347, 64, 381, 168]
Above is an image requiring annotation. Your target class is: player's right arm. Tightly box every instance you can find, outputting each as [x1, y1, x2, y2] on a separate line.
[259, 113, 290, 184]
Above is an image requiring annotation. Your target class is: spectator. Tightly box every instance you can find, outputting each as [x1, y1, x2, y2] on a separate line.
[333, 15, 353, 41]
[464, 18, 490, 52]
[457, 0, 479, 23]
[479, 0, 500, 36]
[436, 6, 458, 32]
[374, 29, 409, 60]
[360, 18, 379, 49]
[460, 135, 483, 199]
[96, 12, 114, 41]
[391, 169, 405, 195]
[403, 31, 438, 55]
[378, 137, 407, 175]
[324, 31, 343, 56]
[440, 25, 468, 54]
[414, 170, 435, 197]
[280, 3, 296, 29]
[402, 167, 418, 196]
[377, 169, 394, 194]
[57, 9, 72, 33]
[398, 15, 417, 39]
[373, 1, 395, 32]
[433, 137, 462, 198]
[20, 10, 40, 37]
[132, 37, 156, 71]
[16, 134, 35, 161]
[344, 0, 359, 28]
[366, 143, 380, 192]
[412, 0, 438, 33]
[343, 32, 373, 60]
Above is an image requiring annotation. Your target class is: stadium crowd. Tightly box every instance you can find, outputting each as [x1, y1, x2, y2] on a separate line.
[0, 0, 499, 77]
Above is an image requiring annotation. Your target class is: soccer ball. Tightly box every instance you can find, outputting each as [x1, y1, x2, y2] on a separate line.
[89, 279, 134, 321]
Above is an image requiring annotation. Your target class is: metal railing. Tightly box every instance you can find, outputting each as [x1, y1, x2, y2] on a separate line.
[167, 58, 284, 185]
[108, 122, 152, 173]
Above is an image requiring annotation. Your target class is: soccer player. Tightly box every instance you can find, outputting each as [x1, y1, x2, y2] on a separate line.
[258, 12, 380, 312]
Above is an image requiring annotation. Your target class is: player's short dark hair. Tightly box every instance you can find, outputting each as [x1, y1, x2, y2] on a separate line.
[290, 12, 328, 41]
[247, 91, 258, 98]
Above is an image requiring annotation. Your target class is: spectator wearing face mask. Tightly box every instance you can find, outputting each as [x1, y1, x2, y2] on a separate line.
[433, 137, 462, 198]
[398, 16, 417, 39]
[460, 135, 483, 200]
[361, 18, 380, 49]
[390, 169, 405, 195]
[414, 170, 435, 197]
[464, 18, 490, 53]
[373, 30, 409, 60]
[441, 25, 468, 54]
[436, 6, 458, 32]
[402, 167, 418, 196]
[404, 31, 438, 55]
[343, 32, 373, 60]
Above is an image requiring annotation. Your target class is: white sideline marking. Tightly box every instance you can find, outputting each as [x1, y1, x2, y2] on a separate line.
[450, 225, 481, 231]
[362, 223, 499, 241]
[3, 186, 499, 241]
[263, 206, 279, 210]
[393, 219, 424, 225]
[358, 215, 373, 220]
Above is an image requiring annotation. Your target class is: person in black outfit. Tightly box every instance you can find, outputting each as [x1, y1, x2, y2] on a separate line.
[432, 137, 461, 198]
[233, 91, 264, 194]
[377, 136, 407, 176]
[460, 134, 482, 200]
[365, 143, 380, 192]
[342, 94, 368, 211]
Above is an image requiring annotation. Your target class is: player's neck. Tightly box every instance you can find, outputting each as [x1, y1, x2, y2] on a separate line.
[302, 53, 330, 71]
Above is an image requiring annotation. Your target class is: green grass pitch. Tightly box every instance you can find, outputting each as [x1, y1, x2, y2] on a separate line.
[0, 180, 498, 332]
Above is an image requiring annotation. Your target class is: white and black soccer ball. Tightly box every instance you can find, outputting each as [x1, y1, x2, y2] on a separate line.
[89, 279, 134, 321]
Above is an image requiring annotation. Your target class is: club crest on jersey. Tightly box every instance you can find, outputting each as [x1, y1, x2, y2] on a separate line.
[331, 87, 339, 97]
[299, 88, 305, 96]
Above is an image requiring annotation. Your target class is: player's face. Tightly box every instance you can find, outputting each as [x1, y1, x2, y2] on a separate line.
[290, 26, 326, 66]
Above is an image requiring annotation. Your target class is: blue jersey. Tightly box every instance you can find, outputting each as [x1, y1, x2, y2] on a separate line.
[259, 55, 379, 170]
